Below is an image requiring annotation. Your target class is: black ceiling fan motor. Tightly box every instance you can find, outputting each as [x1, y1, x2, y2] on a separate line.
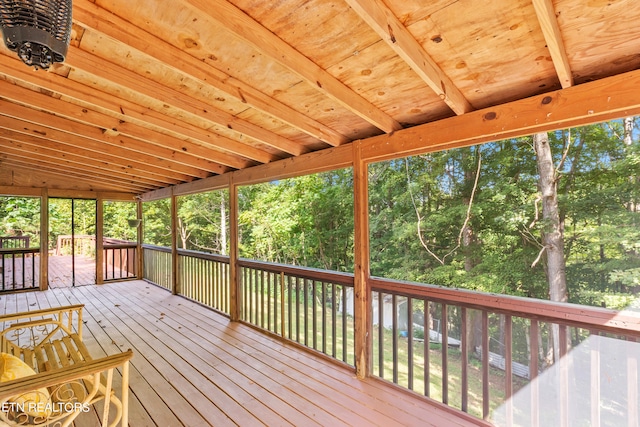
[0, 0, 72, 69]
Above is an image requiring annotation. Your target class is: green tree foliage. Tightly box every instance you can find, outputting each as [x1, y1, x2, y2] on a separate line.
[369, 120, 639, 308]
[177, 190, 229, 254]
[142, 198, 171, 246]
[0, 197, 41, 246]
[104, 201, 138, 241]
[238, 169, 354, 272]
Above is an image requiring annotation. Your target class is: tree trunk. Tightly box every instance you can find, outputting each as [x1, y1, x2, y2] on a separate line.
[533, 132, 568, 364]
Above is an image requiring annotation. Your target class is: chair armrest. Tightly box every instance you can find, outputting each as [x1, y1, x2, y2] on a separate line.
[0, 349, 133, 401]
[0, 305, 84, 352]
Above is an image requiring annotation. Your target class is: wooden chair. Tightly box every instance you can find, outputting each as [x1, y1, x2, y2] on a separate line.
[0, 305, 133, 427]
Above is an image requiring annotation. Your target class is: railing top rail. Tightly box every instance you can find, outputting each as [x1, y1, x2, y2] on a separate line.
[177, 248, 230, 264]
[104, 243, 138, 249]
[370, 276, 640, 337]
[238, 258, 354, 286]
[141, 244, 172, 253]
[0, 247, 39, 254]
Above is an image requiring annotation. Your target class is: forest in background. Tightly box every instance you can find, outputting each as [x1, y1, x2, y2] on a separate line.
[1, 119, 638, 310]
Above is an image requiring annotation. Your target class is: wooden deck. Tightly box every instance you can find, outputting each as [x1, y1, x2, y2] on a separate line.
[0, 280, 483, 426]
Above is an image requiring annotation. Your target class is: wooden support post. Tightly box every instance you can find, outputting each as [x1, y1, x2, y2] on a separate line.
[229, 177, 240, 321]
[96, 196, 104, 285]
[136, 199, 143, 280]
[39, 188, 49, 291]
[171, 190, 179, 295]
[353, 141, 371, 379]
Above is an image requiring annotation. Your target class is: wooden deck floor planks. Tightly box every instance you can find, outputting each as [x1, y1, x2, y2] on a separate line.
[0, 281, 482, 427]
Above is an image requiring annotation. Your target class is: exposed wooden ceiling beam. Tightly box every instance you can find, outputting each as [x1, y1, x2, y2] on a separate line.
[0, 156, 145, 192]
[345, 0, 473, 115]
[0, 80, 251, 170]
[66, 47, 306, 157]
[0, 134, 172, 187]
[184, 0, 402, 133]
[0, 54, 277, 165]
[72, 0, 349, 148]
[361, 69, 640, 162]
[532, 0, 573, 88]
[0, 106, 214, 180]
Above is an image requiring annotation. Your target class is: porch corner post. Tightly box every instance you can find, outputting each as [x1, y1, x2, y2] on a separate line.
[136, 199, 143, 280]
[96, 196, 104, 285]
[229, 176, 240, 321]
[353, 141, 371, 379]
[39, 188, 48, 291]
[171, 189, 179, 295]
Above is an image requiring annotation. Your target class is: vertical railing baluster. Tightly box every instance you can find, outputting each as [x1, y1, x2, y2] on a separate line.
[559, 324, 568, 427]
[482, 310, 489, 419]
[424, 299, 430, 397]
[590, 330, 601, 427]
[627, 336, 638, 427]
[332, 282, 337, 359]
[312, 280, 318, 350]
[322, 281, 327, 354]
[12, 253, 16, 290]
[392, 294, 398, 384]
[342, 284, 347, 363]
[287, 275, 293, 340]
[267, 272, 272, 331]
[461, 307, 468, 412]
[505, 315, 513, 426]
[442, 303, 449, 405]
[304, 278, 309, 347]
[408, 297, 414, 391]
[296, 277, 301, 343]
[377, 291, 384, 378]
[530, 320, 540, 427]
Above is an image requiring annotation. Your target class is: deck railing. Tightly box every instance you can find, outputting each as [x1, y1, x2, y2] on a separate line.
[0, 236, 30, 249]
[54, 234, 95, 256]
[0, 247, 39, 291]
[103, 238, 138, 281]
[370, 276, 640, 426]
[139, 247, 639, 424]
[238, 259, 355, 366]
[178, 249, 230, 314]
[142, 244, 172, 291]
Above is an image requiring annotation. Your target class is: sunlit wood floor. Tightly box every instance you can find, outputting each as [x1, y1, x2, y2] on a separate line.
[0, 281, 482, 426]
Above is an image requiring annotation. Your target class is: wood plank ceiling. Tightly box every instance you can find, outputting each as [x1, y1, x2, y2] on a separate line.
[1, 0, 639, 194]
